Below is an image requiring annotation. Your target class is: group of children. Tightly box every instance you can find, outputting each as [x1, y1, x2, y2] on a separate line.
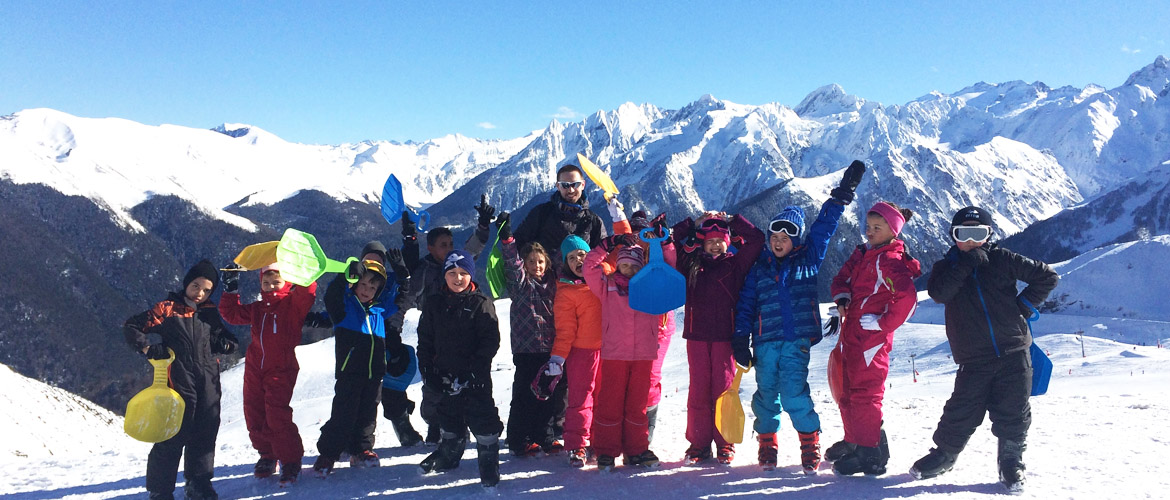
[122, 160, 1059, 498]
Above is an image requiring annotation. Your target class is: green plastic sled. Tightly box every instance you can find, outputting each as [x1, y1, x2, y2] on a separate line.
[274, 228, 358, 287]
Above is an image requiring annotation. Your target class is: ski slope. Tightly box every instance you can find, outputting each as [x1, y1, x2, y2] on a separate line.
[1, 302, 1168, 499]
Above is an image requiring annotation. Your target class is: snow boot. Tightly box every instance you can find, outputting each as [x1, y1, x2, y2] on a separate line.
[824, 439, 856, 463]
[253, 457, 277, 478]
[420, 432, 467, 473]
[625, 449, 661, 468]
[910, 447, 958, 479]
[799, 430, 822, 474]
[182, 475, 217, 500]
[568, 447, 588, 468]
[998, 439, 1027, 494]
[832, 444, 885, 476]
[148, 492, 174, 500]
[596, 454, 616, 472]
[542, 439, 564, 455]
[476, 434, 501, 487]
[646, 404, 659, 444]
[757, 433, 778, 470]
[717, 444, 736, 465]
[349, 449, 380, 468]
[311, 454, 336, 478]
[278, 463, 300, 487]
[684, 445, 713, 465]
[390, 413, 423, 447]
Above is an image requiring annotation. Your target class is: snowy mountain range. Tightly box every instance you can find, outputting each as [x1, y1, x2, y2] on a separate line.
[2, 56, 1170, 415]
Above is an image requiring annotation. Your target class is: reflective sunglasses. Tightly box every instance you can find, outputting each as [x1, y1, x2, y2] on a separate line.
[557, 181, 583, 189]
[952, 225, 991, 242]
[769, 219, 800, 237]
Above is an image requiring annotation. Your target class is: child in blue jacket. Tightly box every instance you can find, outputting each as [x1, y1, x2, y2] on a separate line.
[732, 161, 864, 473]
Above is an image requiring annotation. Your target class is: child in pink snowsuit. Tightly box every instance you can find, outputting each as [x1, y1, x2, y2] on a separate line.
[672, 212, 765, 465]
[583, 233, 676, 470]
[827, 201, 922, 476]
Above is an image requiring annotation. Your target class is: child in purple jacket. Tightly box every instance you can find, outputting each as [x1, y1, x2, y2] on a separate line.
[672, 212, 765, 465]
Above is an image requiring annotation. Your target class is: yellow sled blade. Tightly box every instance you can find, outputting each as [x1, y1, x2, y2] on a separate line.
[227, 241, 279, 271]
[124, 349, 186, 443]
[576, 153, 619, 202]
[715, 364, 749, 444]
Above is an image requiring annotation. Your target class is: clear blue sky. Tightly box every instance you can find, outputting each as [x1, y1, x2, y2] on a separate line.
[2, 1, 1166, 145]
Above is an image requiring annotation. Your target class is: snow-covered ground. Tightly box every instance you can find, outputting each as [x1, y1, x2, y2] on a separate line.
[2, 301, 1168, 499]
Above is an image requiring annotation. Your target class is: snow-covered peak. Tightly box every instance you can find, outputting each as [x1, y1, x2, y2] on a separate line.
[1122, 55, 1170, 93]
[794, 84, 867, 117]
[211, 123, 285, 146]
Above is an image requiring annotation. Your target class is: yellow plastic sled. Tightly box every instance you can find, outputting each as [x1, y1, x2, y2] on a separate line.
[124, 349, 186, 443]
[715, 364, 750, 444]
[225, 241, 279, 271]
[576, 153, 619, 202]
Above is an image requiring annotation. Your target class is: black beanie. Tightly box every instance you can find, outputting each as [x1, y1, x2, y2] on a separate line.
[360, 240, 388, 264]
[183, 259, 220, 290]
[951, 206, 994, 228]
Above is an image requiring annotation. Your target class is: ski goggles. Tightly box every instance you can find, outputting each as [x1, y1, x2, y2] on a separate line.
[768, 219, 801, 237]
[951, 225, 992, 242]
[557, 181, 583, 189]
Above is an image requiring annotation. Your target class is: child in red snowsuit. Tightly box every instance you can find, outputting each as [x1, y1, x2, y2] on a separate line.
[219, 263, 316, 484]
[827, 201, 922, 476]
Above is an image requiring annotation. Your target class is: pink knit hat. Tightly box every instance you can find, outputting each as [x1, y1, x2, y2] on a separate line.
[616, 245, 645, 268]
[868, 202, 906, 236]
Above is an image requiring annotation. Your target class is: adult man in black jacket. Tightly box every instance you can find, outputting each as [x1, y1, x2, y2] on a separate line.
[513, 164, 607, 265]
[910, 206, 1059, 494]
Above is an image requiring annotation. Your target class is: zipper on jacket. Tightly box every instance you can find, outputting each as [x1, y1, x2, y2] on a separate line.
[365, 313, 376, 379]
[341, 347, 354, 372]
[973, 268, 1001, 357]
[259, 312, 268, 369]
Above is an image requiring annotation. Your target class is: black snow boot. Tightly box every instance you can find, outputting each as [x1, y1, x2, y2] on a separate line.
[832, 445, 886, 476]
[476, 434, 501, 487]
[646, 404, 659, 444]
[148, 493, 175, 500]
[910, 448, 958, 479]
[420, 432, 467, 473]
[182, 475, 218, 500]
[390, 413, 424, 447]
[998, 439, 1027, 494]
[824, 439, 856, 463]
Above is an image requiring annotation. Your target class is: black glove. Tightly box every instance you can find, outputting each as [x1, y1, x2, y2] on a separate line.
[221, 263, 242, 294]
[346, 259, 367, 281]
[599, 233, 635, 252]
[840, 160, 866, 191]
[213, 333, 238, 355]
[401, 211, 417, 239]
[386, 248, 410, 283]
[731, 336, 753, 369]
[145, 344, 170, 360]
[303, 311, 332, 329]
[386, 343, 411, 377]
[650, 213, 671, 241]
[960, 246, 990, 268]
[496, 211, 512, 241]
[474, 194, 496, 228]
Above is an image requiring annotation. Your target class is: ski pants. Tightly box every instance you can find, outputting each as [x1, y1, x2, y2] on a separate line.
[592, 359, 652, 458]
[648, 319, 674, 408]
[506, 352, 566, 449]
[145, 374, 220, 495]
[381, 386, 416, 420]
[243, 367, 302, 467]
[932, 349, 1033, 455]
[317, 373, 381, 459]
[438, 382, 503, 439]
[563, 347, 601, 451]
[837, 325, 894, 447]
[686, 340, 736, 450]
[752, 338, 821, 435]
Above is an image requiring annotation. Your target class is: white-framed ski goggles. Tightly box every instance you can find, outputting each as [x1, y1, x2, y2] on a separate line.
[951, 225, 992, 242]
[768, 219, 801, 237]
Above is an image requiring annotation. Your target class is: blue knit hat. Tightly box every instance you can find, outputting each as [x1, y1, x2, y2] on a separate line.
[560, 235, 590, 262]
[769, 206, 806, 247]
[442, 249, 476, 276]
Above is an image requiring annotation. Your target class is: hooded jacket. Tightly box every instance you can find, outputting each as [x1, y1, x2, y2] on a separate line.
[416, 282, 500, 378]
[927, 243, 1059, 364]
[735, 199, 845, 346]
[830, 239, 922, 336]
[514, 192, 607, 264]
[324, 271, 403, 380]
[673, 214, 765, 342]
[219, 280, 317, 373]
[582, 242, 675, 361]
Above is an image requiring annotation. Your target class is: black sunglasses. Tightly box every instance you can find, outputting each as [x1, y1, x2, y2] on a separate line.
[557, 181, 583, 189]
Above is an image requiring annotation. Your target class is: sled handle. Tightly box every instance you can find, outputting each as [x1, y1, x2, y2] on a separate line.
[639, 228, 671, 263]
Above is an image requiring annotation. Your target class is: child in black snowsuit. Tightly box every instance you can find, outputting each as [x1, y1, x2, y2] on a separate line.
[417, 249, 505, 487]
[123, 259, 239, 500]
[910, 206, 1059, 493]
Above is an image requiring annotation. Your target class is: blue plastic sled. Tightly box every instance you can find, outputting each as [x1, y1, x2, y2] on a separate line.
[1021, 297, 1052, 396]
[629, 228, 686, 314]
[381, 174, 430, 231]
[383, 344, 421, 392]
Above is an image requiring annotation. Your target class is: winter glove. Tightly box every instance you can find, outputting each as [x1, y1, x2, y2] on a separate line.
[606, 197, 626, 222]
[650, 213, 671, 241]
[346, 259, 367, 282]
[822, 316, 841, 337]
[830, 160, 866, 205]
[145, 344, 170, 360]
[599, 233, 635, 252]
[213, 333, 239, 355]
[221, 263, 242, 294]
[495, 211, 513, 241]
[385, 248, 410, 284]
[959, 246, 990, 268]
[859, 314, 882, 332]
[386, 342, 411, 377]
[474, 194, 496, 228]
[303, 310, 332, 329]
[401, 211, 418, 239]
[731, 336, 753, 369]
[544, 355, 565, 376]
